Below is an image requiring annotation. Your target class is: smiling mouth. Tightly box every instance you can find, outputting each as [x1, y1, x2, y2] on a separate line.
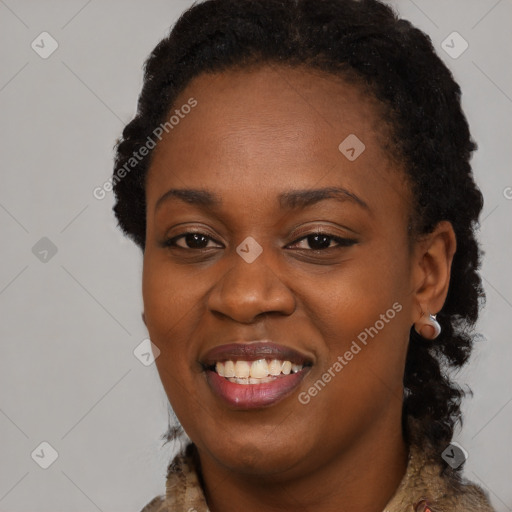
[201, 341, 313, 408]
[208, 358, 307, 384]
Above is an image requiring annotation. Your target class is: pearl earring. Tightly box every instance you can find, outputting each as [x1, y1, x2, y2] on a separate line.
[414, 308, 441, 340]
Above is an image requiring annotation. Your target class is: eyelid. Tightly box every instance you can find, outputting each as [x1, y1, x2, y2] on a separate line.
[161, 230, 224, 249]
[289, 221, 359, 237]
[161, 227, 358, 250]
[288, 224, 357, 241]
[287, 232, 358, 250]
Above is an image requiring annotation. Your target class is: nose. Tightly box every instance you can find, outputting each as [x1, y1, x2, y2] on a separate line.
[207, 248, 296, 324]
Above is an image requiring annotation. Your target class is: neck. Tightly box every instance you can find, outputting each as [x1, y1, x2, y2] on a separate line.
[196, 412, 409, 512]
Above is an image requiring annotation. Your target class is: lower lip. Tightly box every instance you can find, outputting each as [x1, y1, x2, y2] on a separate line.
[206, 369, 309, 409]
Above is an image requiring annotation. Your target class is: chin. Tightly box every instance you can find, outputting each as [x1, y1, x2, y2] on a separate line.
[198, 429, 313, 477]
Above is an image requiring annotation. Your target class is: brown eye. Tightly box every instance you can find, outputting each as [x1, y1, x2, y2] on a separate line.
[162, 232, 222, 249]
[306, 234, 333, 250]
[288, 232, 357, 251]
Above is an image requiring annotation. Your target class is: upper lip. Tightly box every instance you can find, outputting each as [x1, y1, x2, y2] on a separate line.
[201, 341, 313, 368]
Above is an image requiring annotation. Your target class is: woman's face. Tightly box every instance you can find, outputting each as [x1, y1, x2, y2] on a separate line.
[142, 65, 420, 477]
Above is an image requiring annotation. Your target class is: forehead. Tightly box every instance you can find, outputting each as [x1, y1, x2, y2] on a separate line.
[145, 64, 407, 214]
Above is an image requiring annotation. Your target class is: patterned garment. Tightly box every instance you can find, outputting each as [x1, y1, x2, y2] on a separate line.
[139, 438, 495, 512]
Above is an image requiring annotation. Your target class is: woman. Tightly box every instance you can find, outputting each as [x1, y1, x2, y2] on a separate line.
[112, 0, 495, 510]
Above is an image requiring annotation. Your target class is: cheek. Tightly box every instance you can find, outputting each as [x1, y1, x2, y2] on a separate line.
[302, 282, 408, 445]
[142, 253, 200, 333]
[316, 256, 406, 334]
[142, 258, 205, 427]
[141, 255, 205, 399]
[310, 243, 411, 384]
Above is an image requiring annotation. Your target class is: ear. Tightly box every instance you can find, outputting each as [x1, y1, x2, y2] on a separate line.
[411, 220, 457, 320]
[141, 311, 147, 326]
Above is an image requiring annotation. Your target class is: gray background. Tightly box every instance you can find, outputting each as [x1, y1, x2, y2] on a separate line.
[1, 0, 511, 510]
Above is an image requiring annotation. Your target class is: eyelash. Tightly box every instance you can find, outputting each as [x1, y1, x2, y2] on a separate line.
[161, 231, 357, 251]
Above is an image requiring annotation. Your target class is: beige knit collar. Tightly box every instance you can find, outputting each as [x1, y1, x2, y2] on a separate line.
[151, 440, 493, 512]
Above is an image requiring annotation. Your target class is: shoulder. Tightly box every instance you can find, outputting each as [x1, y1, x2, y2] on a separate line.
[139, 495, 168, 512]
[386, 441, 495, 511]
[139, 443, 209, 512]
[437, 471, 495, 511]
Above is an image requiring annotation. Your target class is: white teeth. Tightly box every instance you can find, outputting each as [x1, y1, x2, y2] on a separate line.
[215, 361, 225, 377]
[250, 359, 269, 378]
[234, 360, 251, 378]
[214, 359, 304, 381]
[269, 359, 282, 376]
[224, 360, 235, 378]
[227, 376, 277, 385]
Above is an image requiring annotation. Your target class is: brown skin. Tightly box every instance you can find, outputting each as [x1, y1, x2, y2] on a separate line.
[141, 65, 456, 512]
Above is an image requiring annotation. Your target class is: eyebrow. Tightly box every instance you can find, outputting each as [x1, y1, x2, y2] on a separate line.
[155, 186, 370, 212]
[155, 188, 220, 211]
[279, 187, 370, 211]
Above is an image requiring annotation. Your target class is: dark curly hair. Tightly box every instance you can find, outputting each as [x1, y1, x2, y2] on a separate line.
[112, 0, 485, 467]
